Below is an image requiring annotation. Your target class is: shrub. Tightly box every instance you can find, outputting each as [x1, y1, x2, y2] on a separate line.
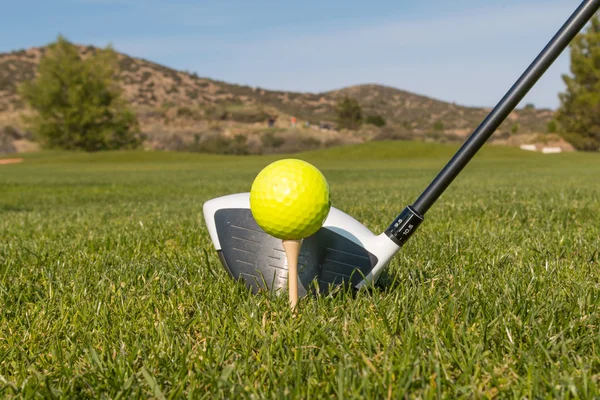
[261, 132, 285, 148]
[141, 71, 152, 82]
[187, 89, 200, 100]
[2, 125, 22, 139]
[547, 120, 558, 134]
[365, 115, 386, 127]
[336, 97, 362, 130]
[301, 137, 321, 148]
[228, 135, 250, 155]
[0, 130, 16, 154]
[228, 108, 270, 123]
[324, 138, 343, 148]
[205, 107, 229, 121]
[561, 132, 599, 151]
[511, 122, 520, 134]
[190, 134, 250, 155]
[273, 134, 322, 153]
[176, 107, 198, 119]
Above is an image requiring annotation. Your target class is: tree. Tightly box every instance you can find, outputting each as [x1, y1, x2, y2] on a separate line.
[511, 122, 520, 134]
[335, 97, 362, 130]
[555, 15, 600, 151]
[19, 36, 140, 151]
[547, 120, 558, 133]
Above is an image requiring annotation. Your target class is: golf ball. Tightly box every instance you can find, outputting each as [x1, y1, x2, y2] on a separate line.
[250, 159, 331, 240]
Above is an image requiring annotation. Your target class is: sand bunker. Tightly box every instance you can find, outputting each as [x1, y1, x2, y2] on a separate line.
[0, 158, 23, 165]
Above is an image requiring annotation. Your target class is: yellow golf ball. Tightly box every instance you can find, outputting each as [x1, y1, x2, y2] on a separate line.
[250, 159, 331, 240]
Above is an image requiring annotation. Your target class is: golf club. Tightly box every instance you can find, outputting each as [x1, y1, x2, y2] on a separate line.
[203, 0, 600, 297]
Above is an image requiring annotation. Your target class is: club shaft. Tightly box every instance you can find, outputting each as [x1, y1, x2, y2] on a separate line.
[411, 0, 600, 216]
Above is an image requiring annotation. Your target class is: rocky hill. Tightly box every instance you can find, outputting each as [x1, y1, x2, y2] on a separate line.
[0, 45, 556, 154]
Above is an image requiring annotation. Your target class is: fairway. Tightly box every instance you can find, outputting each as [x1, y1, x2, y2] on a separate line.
[1, 142, 600, 398]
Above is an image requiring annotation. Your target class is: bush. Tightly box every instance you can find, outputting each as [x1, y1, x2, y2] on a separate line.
[301, 137, 321, 148]
[261, 132, 285, 148]
[205, 106, 229, 121]
[324, 138, 343, 148]
[433, 121, 445, 132]
[2, 125, 23, 140]
[365, 115, 386, 127]
[176, 107, 202, 120]
[141, 71, 152, 82]
[190, 134, 250, 155]
[19, 36, 140, 151]
[228, 135, 250, 155]
[547, 120, 558, 134]
[511, 123, 520, 134]
[336, 97, 363, 130]
[272, 133, 322, 153]
[188, 90, 200, 100]
[228, 108, 270, 123]
[0, 130, 16, 154]
[561, 132, 600, 151]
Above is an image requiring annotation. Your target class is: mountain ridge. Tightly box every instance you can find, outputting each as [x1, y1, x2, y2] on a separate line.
[0, 44, 556, 153]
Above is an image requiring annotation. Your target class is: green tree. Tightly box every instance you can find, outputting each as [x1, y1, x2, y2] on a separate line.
[555, 15, 600, 151]
[511, 122, 520, 134]
[335, 97, 362, 130]
[19, 36, 140, 151]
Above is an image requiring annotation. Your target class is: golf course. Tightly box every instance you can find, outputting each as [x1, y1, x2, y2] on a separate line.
[2, 141, 600, 398]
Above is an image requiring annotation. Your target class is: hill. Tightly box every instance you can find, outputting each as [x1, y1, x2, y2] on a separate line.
[0, 44, 556, 153]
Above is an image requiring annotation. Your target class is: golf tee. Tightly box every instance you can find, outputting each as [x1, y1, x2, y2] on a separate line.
[282, 239, 302, 310]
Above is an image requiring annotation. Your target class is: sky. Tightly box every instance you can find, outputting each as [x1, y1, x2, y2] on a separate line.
[1, 0, 588, 109]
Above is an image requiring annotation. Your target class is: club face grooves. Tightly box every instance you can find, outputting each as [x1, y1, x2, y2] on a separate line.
[214, 208, 378, 296]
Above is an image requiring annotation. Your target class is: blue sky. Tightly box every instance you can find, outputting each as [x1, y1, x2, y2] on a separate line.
[1, 0, 586, 109]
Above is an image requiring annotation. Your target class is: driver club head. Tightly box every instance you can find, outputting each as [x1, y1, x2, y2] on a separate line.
[203, 193, 401, 297]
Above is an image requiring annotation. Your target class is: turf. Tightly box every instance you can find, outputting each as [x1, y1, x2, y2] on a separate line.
[1, 142, 600, 398]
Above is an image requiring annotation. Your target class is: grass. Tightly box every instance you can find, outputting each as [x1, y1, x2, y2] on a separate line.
[1, 142, 600, 398]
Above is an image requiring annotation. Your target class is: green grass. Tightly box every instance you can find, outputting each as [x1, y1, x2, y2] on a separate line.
[1, 142, 600, 398]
